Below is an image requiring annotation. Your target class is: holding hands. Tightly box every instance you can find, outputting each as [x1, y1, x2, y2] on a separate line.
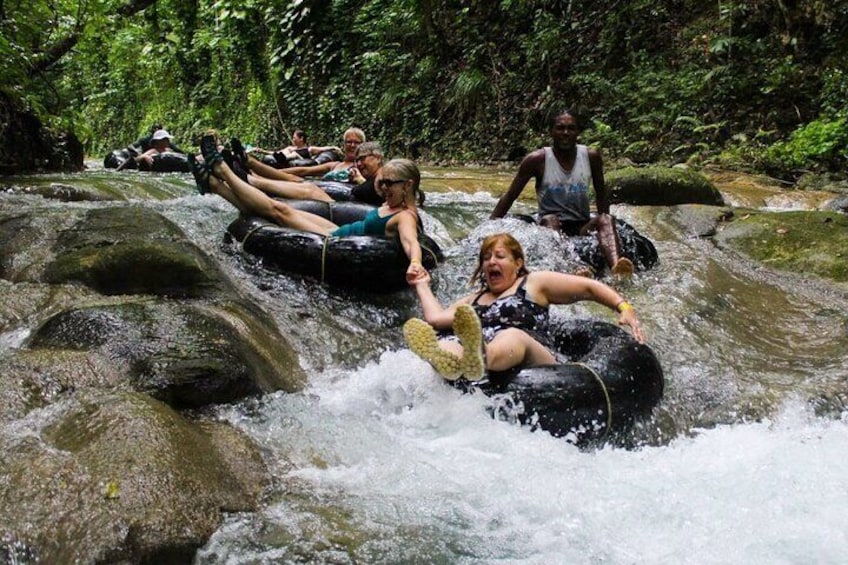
[406, 260, 428, 285]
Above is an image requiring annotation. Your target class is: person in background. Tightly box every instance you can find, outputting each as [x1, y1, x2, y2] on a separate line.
[403, 232, 644, 381]
[132, 123, 185, 154]
[135, 129, 179, 170]
[283, 127, 365, 180]
[190, 132, 427, 282]
[117, 124, 185, 171]
[490, 109, 634, 278]
[348, 141, 386, 206]
[253, 129, 340, 166]
[232, 127, 365, 185]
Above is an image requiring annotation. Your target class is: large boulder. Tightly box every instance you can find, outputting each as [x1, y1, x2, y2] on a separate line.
[0, 206, 232, 298]
[658, 204, 735, 238]
[0, 390, 268, 563]
[607, 166, 724, 206]
[28, 299, 305, 408]
[43, 206, 232, 298]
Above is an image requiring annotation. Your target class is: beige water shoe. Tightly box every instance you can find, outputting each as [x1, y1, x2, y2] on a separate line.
[453, 304, 485, 381]
[403, 318, 462, 380]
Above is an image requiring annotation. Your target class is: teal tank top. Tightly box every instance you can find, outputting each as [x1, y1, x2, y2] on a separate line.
[331, 208, 398, 237]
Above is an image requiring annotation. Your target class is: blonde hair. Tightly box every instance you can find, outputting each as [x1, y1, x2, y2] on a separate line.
[344, 127, 366, 143]
[382, 158, 424, 207]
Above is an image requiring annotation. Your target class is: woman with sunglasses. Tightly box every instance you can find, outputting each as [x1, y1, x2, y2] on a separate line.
[191, 133, 428, 282]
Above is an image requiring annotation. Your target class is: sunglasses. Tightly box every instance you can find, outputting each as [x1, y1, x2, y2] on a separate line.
[378, 178, 405, 189]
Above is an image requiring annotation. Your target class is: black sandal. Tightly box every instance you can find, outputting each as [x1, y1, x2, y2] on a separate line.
[200, 134, 224, 165]
[230, 137, 251, 169]
[222, 147, 249, 183]
[188, 155, 212, 195]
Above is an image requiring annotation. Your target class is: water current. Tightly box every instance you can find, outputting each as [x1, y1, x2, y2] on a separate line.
[3, 165, 848, 563]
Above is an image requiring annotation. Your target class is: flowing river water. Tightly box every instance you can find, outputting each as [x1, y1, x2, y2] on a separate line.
[3, 165, 848, 563]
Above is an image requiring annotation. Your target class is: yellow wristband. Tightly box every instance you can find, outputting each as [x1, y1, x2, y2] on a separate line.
[410, 259, 422, 266]
[616, 301, 633, 313]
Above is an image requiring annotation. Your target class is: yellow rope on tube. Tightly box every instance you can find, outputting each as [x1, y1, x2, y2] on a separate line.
[575, 362, 612, 441]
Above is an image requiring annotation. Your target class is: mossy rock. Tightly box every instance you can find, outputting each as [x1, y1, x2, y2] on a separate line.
[660, 204, 735, 238]
[42, 206, 232, 298]
[0, 349, 124, 423]
[1, 182, 113, 202]
[714, 210, 848, 283]
[28, 299, 306, 408]
[607, 166, 724, 206]
[0, 390, 268, 563]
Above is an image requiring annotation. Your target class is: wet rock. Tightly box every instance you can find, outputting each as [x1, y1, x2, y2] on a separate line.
[713, 210, 848, 284]
[0, 208, 81, 281]
[1, 206, 231, 298]
[0, 349, 124, 422]
[43, 206, 232, 298]
[3, 182, 112, 202]
[28, 299, 305, 408]
[796, 172, 848, 194]
[607, 166, 724, 206]
[662, 204, 735, 238]
[825, 194, 848, 214]
[0, 390, 268, 563]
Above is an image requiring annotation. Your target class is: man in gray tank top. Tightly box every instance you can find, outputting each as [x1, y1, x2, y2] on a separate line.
[490, 109, 634, 277]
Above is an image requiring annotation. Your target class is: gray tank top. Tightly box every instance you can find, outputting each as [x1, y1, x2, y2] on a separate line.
[535, 145, 592, 222]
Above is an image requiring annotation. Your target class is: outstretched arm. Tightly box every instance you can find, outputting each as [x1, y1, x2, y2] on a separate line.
[396, 212, 425, 283]
[409, 271, 472, 330]
[530, 271, 645, 343]
[309, 145, 341, 155]
[490, 150, 544, 219]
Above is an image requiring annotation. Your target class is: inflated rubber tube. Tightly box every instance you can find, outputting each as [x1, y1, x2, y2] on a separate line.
[260, 154, 286, 168]
[104, 148, 138, 170]
[103, 148, 192, 173]
[512, 214, 658, 272]
[464, 318, 664, 446]
[226, 200, 444, 291]
[287, 150, 343, 169]
[315, 180, 356, 201]
[148, 151, 192, 173]
[313, 149, 343, 164]
[287, 157, 318, 167]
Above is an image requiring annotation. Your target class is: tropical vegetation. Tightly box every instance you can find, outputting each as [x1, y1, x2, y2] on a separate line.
[2, 0, 847, 178]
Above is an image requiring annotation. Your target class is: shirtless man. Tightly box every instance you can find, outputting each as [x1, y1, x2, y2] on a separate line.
[490, 109, 633, 277]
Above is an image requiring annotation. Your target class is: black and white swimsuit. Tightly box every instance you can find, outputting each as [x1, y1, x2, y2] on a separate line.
[471, 277, 551, 347]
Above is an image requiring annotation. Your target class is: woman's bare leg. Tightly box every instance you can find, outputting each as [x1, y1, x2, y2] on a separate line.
[249, 175, 333, 203]
[210, 161, 338, 234]
[246, 156, 304, 182]
[484, 328, 556, 372]
[208, 176, 249, 213]
[415, 328, 555, 374]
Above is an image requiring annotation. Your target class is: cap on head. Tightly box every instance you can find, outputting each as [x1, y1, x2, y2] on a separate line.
[152, 129, 172, 141]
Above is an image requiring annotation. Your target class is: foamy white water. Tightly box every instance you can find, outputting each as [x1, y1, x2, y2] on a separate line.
[200, 349, 848, 564]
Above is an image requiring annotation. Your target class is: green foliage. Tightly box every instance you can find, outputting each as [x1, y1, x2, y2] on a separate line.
[3, 0, 848, 175]
[763, 117, 848, 175]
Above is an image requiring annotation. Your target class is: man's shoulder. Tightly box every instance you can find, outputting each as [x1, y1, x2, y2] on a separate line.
[521, 147, 547, 164]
